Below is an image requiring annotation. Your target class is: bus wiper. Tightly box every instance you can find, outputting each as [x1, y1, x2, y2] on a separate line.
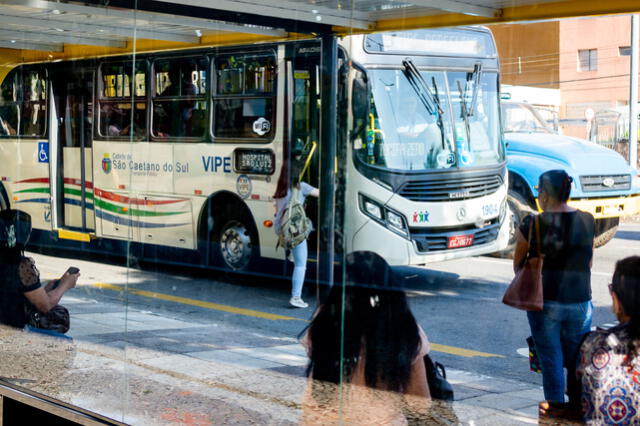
[456, 63, 482, 150]
[431, 76, 446, 150]
[401, 58, 445, 148]
[457, 80, 472, 151]
[468, 63, 482, 118]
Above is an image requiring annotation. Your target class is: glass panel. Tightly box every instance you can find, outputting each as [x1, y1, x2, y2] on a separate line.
[98, 61, 146, 140]
[152, 58, 207, 139]
[0, 67, 46, 137]
[213, 97, 273, 139]
[447, 71, 503, 167]
[216, 53, 276, 95]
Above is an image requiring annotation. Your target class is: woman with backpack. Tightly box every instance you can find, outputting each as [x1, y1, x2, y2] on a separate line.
[273, 161, 318, 308]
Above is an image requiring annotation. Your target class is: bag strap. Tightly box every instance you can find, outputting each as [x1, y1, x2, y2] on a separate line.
[534, 215, 542, 258]
[524, 215, 534, 261]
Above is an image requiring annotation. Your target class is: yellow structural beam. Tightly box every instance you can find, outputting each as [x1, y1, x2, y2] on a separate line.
[372, 0, 640, 32]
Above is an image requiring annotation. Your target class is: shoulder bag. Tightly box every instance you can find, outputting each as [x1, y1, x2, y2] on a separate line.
[502, 215, 544, 311]
[424, 354, 454, 401]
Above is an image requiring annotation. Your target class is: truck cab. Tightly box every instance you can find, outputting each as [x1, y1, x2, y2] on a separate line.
[501, 101, 640, 252]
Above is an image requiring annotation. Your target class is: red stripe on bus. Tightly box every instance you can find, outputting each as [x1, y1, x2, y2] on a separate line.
[93, 188, 186, 206]
[15, 176, 185, 206]
[14, 177, 50, 184]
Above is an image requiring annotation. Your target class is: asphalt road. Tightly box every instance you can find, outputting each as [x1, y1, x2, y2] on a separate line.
[30, 222, 640, 387]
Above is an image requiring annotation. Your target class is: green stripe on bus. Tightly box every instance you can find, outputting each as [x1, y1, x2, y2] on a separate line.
[14, 187, 50, 194]
[93, 198, 184, 217]
[64, 187, 95, 199]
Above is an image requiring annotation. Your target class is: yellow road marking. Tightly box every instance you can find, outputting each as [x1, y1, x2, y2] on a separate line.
[430, 343, 503, 358]
[84, 282, 503, 358]
[90, 282, 304, 322]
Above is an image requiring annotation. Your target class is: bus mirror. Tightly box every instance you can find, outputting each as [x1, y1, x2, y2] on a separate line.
[352, 74, 370, 121]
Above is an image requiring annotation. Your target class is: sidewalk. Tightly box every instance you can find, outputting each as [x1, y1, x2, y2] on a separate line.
[0, 287, 544, 425]
[15, 292, 540, 425]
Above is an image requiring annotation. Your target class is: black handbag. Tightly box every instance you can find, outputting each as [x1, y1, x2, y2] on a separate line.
[27, 304, 70, 334]
[424, 354, 454, 401]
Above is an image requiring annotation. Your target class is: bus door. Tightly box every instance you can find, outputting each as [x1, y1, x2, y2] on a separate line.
[286, 44, 321, 252]
[49, 67, 95, 234]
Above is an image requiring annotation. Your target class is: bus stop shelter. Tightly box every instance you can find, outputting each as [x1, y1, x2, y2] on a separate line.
[0, 0, 639, 423]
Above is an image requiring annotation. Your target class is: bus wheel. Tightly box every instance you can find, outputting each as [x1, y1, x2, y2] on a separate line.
[492, 192, 535, 258]
[213, 214, 258, 272]
[594, 217, 619, 248]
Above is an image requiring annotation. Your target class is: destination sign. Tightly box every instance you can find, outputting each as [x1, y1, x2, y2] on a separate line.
[234, 149, 275, 175]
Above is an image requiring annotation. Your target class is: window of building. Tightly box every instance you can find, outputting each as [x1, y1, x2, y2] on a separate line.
[97, 61, 147, 140]
[578, 49, 597, 72]
[619, 46, 631, 56]
[0, 67, 47, 137]
[152, 57, 207, 140]
[213, 52, 276, 140]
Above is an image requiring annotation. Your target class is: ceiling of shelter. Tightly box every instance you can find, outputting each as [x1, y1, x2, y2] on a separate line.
[0, 0, 638, 57]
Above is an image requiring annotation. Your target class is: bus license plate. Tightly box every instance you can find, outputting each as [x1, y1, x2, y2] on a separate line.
[448, 234, 474, 249]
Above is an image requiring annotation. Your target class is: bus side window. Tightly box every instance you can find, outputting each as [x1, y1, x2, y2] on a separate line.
[0, 67, 46, 138]
[213, 53, 276, 141]
[152, 58, 207, 140]
[98, 61, 147, 140]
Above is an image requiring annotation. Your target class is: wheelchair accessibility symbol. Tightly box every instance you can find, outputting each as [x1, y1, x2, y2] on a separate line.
[38, 142, 49, 163]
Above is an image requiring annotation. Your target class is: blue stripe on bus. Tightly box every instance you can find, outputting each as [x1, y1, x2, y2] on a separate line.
[16, 198, 50, 204]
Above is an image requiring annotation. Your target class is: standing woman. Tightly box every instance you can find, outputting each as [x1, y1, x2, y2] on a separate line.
[513, 169, 595, 409]
[273, 161, 318, 308]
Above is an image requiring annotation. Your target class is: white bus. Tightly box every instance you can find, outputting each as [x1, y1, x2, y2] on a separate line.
[0, 27, 508, 273]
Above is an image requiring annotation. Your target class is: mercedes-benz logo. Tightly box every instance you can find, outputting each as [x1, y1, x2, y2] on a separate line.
[456, 207, 466, 221]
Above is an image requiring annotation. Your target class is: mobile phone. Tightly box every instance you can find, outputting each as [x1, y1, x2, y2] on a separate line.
[66, 266, 80, 274]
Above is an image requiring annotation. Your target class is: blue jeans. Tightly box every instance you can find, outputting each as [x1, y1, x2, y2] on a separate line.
[527, 300, 592, 404]
[291, 239, 308, 298]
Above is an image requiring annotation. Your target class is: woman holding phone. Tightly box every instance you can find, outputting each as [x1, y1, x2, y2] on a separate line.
[0, 209, 79, 332]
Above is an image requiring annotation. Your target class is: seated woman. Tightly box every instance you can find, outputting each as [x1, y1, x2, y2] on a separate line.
[0, 210, 78, 331]
[578, 256, 640, 424]
[300, 251, 430, 425]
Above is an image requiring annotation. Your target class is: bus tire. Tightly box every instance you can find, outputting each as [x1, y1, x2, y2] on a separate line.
[211, 206, 258, 272]
[492, 192, 536, 258]
[594, 217, 619, 248]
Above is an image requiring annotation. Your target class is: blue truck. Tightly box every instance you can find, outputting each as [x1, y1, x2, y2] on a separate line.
[501, 101, 640, 251]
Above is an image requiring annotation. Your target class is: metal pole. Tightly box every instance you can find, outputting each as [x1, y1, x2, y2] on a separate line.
[629, 14, 639, 169]
[317, 35, 338, 298]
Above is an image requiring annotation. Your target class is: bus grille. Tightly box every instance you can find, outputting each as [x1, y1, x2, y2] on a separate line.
[399, 174, 503, 202]
[410, 221, 500, 253]
[579, 174, 631, 192]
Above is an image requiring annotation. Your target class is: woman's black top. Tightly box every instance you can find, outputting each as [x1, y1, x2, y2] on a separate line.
[0, 255, 42, 328]
[519, 210, 595, 303]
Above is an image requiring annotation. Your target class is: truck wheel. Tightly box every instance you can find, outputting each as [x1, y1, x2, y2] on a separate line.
[594, 217, 619, 248]
[211, 207, 258, 272]
[492, 192, 536, 258]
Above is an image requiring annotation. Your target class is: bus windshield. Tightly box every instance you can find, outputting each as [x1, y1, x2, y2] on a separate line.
[360, 68, 502, 171]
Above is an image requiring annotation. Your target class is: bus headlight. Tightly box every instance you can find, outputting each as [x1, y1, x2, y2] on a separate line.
[363, 198, 383, 220]
[359, 194, 409, 238]
[633, 173, 640, 190]
[387, 210, 405, 232]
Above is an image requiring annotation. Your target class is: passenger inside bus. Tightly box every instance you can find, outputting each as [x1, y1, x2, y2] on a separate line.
[155, 65, 201, 137]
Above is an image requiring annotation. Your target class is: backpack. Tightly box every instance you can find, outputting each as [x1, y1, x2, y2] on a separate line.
[278, 187, 312, 250]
